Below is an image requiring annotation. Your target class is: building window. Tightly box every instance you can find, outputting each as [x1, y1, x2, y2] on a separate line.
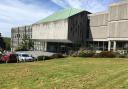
[17, 34, 20, 38]
[15, 35, 17, 38]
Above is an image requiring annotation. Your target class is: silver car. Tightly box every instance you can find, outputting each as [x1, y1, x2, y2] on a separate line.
[17, 53, 33, 62]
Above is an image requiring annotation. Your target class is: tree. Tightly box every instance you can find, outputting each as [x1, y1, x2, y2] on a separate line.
[3, 37, 11, 51]
[16, 34, 34, 51]
[0, 33, 6, 52]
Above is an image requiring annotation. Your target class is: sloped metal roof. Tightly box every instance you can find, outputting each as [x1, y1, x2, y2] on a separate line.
[36, 8, 84, 24]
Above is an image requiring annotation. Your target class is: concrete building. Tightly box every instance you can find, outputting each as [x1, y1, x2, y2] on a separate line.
[11, 8, 90, 53]
[87, 12, 109, 51]
[11, 1, 128, 53]
[87, 1, 128, 52]
[11, 25, 32, 51]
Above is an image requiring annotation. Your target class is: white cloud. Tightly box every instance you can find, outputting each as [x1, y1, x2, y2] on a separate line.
[51, 0, 118, 12]
[51, 0, 84, 8]
[64, 0, 85, 8]
[0, 0, 120, 37]
[83, 0, 107, 12]
[51, 0, 69, 8]
[0, 0, 54, 37]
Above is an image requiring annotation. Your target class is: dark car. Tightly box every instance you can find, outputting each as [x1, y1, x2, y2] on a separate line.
[0, 53, 3, 63]
[1, 53, 18, 63]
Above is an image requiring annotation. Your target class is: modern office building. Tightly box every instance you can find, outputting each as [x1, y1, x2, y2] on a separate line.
[11, 1, 128, 53]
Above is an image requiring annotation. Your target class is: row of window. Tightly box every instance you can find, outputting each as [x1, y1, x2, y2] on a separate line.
[34, 41, 46, 51]
[12, 33, 32, 39]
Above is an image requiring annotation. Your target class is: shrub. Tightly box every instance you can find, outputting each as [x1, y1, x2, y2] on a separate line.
[115, 52, 126, 58]
[118, 55, 126, 58]
[70, 50, 120, 58]
[50, 53, 64, 59]
[93, 53, 100, 58]
[96, 51, 116, 58]
[37, 56, 50, 61]
[71, 52, 78, 57]
[37, 54, 64, 61]
[78, 50, 95, 57]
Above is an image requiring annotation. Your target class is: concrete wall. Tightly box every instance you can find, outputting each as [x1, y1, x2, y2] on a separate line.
[32, 19, 68, 40]
[11, 27, 19, 49]
[109, 2, 128, 21]
[89, 26, 108, 39]
[88, 12, 108, 40]
[108, 2, 128, 40]
[90, 12, 108, 26]
[109, 20, 128, 38]
[11, 25, 32, 51]
[88, 1, 128, 41]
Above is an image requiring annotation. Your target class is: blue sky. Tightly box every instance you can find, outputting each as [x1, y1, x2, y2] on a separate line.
[0, 0, 120, 37]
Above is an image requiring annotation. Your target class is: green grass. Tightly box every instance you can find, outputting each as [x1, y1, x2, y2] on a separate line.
[0, 57, 128, 89]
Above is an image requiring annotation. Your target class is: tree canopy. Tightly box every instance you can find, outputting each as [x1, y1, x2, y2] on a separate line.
[16, 35, 34, 51]
[0, 34, 6, 51]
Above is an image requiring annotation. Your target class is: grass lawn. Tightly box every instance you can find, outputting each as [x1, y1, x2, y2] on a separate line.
[0, 57, 128, 89]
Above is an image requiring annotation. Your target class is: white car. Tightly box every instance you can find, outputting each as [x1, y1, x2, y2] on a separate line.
[17, 53, 33, 62]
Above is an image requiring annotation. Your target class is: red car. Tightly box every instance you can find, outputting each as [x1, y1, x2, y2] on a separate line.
[1, 52, 18, 63]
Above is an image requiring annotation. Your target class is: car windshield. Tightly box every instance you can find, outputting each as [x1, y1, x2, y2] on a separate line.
[22, 54, 29, 57]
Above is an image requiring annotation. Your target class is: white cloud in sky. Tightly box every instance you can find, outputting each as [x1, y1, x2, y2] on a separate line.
[50, 0, 69, 8]
[0, 0, 54, 37]
[0, 0, 120, 37]
[83, 0, 107, 12]
[51, 0, 119, 12]
[51, 0, 83, 8]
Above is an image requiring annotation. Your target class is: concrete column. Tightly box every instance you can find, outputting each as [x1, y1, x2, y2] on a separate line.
[44, 42, 47, 52]
[108, 41, 111, 51]
[103, 42, 104, 51]
[113, 41, 117, 52]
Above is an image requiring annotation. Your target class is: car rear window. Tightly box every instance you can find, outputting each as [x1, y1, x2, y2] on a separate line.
[22, 54, 29, 57]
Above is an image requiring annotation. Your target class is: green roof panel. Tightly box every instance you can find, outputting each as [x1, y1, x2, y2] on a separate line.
[36, 8, 84, 24]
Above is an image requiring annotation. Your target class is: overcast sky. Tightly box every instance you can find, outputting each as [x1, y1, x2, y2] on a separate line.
[0, 0, 120, 37]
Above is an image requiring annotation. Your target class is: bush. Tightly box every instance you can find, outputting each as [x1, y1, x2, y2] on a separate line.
[95, 51, 116, 58]
[37, 54, 64, 61]
[115, 52, 126, 58]
[50, 53, 64, 59]
[118, 55, 126, 58]
[78, 50, 95, 57]
[37, 56, 50, 61]
[71, 52, 78, 57]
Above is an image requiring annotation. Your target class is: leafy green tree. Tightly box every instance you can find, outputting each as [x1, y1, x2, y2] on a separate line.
[16, 34, 34, 51]
[3, 37, 11, 51]
[0, 33, 6, 52]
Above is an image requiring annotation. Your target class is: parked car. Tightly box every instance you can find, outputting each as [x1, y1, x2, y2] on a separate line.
[1, 52, 18, 63]
[0, 53, 3, 63]
[16, 53, 33, 62]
